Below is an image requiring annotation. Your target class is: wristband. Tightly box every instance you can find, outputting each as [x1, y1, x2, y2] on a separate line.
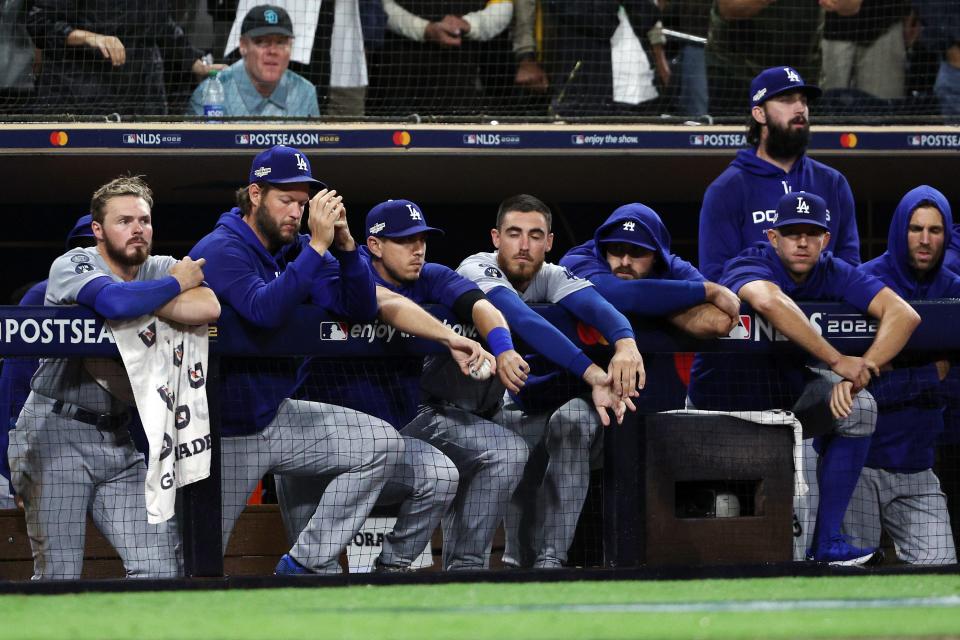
[486, 326, 514, 357]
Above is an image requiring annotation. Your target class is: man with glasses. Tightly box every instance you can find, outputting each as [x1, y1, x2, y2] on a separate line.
[188, 5, 319, 117]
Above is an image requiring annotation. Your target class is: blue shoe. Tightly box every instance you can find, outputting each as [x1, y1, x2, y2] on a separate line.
[274, 554, 312, 575]
[806, 536, 883, 566]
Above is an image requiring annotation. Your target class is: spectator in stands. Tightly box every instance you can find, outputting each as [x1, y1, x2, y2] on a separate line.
[705, 0, 862, 116]
[820, 0, 911, 104]
[189, 5, 319, 117]
[0, 0, 35, 114]
[698, 66, 861, 282]
[510, 0, 549, 115]
[220, 0, 382, 116]
[536, 0, 670, 117]
[9, 176, 219, 579]
[688, 190, 920, 565]
[661, 0, 711, 117]
[0, 214, 96, 510]
[441, 194, 643, 569]
[368, 0, 517, 115]
[845, 185, 958, 565]
[280, 199, 530, 571]
[26, 1, 211, 117]
[911, 0, 960, 117]
[190, 145, 485, 574]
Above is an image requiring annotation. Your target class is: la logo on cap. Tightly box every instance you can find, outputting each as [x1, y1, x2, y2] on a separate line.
[785, 67, 800, 83]
[796, 195, 811, 215]
[622, 221, 635, 231]
[294, 153, 307, 171]
[406, 203, 422, 220]
[264, 8, 278, 23]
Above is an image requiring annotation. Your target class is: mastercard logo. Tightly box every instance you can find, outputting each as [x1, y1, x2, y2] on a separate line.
[839, 133, 858, 148]
[49, 131, 69, 146]
[392, 131, 411, 146]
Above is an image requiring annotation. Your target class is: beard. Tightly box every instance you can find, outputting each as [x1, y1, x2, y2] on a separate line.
[764, 117, 810, 161]
[254, 201, 296, 251]
[103, 235, 150, 267]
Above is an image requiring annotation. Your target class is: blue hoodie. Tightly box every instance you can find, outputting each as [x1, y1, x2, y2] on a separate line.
[860, 186, 960, 472]
[699, 148, 861, 282]
[688, 243, 884, 411]
[941, 223, 960, 278]
[189, 208, 378, 436]
[560, 203, 709, 316]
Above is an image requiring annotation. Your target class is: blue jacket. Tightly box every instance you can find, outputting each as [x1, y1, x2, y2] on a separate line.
[189, 209, 377, 436]
[561, 203, 714, 413]
[689, 243, 884, 411]
[861, 185, 960, 472]
[699, 148, 860, 282]
[560, 203, 708, 316]
[294, 249, 479, 428]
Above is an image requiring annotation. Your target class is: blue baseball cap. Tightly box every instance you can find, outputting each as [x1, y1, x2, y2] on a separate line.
[772, 191, 830, 231]
[248, 145, 325, 187]
[66, 213, 95, 249]
[598, 220, 656, 251]
[749, 66, 822, 108]
[366, 199, 444, 238]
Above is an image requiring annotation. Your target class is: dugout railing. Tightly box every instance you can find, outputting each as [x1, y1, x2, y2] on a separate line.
[1, 300, 959, 580]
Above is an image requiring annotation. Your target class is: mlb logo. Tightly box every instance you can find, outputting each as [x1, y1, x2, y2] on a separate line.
[908, 136, 921, 146]
[464, 134, 477, 144]
[321, 322, 348, 341]
[690, 135, 704, 146]
[122, 133, 136, 144]
[235, 134, 250, 145]
[572, 135, 586, 145]
[723, 315, 752, 340]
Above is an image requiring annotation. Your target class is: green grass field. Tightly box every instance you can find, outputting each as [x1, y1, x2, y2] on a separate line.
[3, 574, 960, 640]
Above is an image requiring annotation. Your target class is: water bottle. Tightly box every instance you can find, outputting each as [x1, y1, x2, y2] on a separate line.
[201, 68, 225, 122]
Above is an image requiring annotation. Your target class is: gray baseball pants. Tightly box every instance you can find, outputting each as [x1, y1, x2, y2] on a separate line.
[220, 398, 404, 573]
[843, 466, 956, 565]
[275, 435, 459, 569]
[401, 404, 528, 570]
[497, 396, 602, 569]
[9, 392, 181, 580]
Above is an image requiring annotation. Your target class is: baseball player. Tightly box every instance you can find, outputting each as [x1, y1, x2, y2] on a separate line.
[698, 66, 861, 282]
[688, 191, 920, 565]
[9, 176, 220, 579]
[1, 214, 97, 506]
[280, 199, 530, 572]
[190, 145, 470, 574]
[427, 193, 643, 569]
[843, 185, 958, 564]
[560, 203, 740, 338]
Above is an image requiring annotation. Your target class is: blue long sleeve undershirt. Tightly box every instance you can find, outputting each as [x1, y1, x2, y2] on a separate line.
[558, 287, 635, 343]
[486, 287, 593, 378]
[77, 275, 182, 320]
[588, 274, 706, 317]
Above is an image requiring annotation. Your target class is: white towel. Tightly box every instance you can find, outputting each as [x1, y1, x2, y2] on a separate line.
[610, 6, 658, 105]
[109, 316, 212, 524]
